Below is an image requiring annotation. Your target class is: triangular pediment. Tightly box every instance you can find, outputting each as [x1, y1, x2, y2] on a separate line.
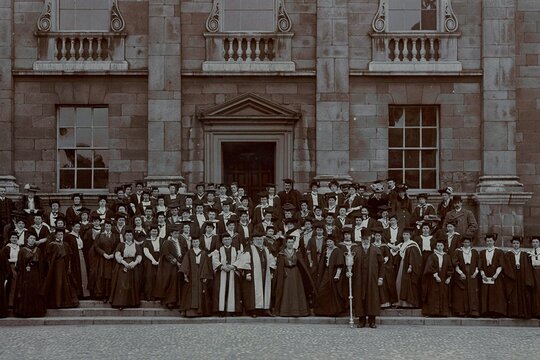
[197, 93, 301, 123]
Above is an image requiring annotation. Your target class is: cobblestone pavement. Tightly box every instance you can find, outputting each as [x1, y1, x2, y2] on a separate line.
[0, 324, 538, 360]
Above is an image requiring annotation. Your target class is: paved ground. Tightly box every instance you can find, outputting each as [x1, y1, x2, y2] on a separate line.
[0, 323, 538, 360]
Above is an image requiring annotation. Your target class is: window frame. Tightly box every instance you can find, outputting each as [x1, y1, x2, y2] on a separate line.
[45, 0, 114, 32]
[220, 0, 277, 33]
[56, 105, 110, 192]
[387, 105, 440, 191]
[387, 0, 440, 32]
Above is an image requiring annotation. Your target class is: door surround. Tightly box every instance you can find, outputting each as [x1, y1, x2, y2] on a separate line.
[197, 93, 301, 184]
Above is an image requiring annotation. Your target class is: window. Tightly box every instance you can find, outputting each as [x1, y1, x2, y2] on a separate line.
[58, 0, 110, 31]
[388, 106, 438, 189]
[57, 107, 109, 190]
[222, 0, 275, 32]
[388, 0, 437, 31]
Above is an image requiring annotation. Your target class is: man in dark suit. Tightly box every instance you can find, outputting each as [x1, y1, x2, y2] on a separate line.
[277, 178, 302, 215]
[305, 180, 326, 211]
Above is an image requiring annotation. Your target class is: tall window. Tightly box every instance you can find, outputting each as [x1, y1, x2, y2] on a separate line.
[57, 107, 109, 190]
[388, 0, 437, 31]
[388, 106, 438, 189]
[58, 0, 110, 31]
[222, 0, 275, 32]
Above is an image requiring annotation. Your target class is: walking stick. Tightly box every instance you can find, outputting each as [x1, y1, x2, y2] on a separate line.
[345, 250, 355, 328]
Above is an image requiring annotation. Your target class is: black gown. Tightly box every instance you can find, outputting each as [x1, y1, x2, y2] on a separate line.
[109, 243, 143, 308]
[14, 246, 47, 317]
[42, 240, 79, 309]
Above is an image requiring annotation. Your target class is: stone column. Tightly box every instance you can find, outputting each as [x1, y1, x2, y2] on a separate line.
[476, 0, 531, 245]
[0, 1, 17, 192]
[145, 1, 184, 190]
[314, 0, 352, 186]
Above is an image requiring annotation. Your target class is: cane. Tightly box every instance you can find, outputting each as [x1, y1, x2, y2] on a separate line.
[345, 250, 355, 328]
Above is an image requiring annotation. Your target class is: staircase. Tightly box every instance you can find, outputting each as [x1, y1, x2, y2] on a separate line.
[1, 302, 539, 327]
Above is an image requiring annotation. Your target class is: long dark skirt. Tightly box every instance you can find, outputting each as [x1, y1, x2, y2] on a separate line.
[276, 266, 309, 317]
[109, 258, 141, 308]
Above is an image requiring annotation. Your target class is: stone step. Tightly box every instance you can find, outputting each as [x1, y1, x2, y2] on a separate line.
[0, 316, 539, 327]
[38, 305, 423, 318]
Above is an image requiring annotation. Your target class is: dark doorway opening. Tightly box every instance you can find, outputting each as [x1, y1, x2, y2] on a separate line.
[222, 142, 276, 198]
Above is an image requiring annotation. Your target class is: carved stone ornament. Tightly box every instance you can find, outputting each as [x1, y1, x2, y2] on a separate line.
[37, 0, 52, 32]
[110, 0, 126, 32]
[371, 0, 387, 33]
[277, 0, 292, 33]
[205, 0, 221, 33]
[443, 0, 459, 32]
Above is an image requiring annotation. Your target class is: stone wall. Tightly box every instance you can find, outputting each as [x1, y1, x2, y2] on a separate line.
[349, 77, 482, 191]
[12, 0, 149, 70]
[516, 0, 540, 234]
[13, 77, 148, 191]
[180, 0, 317, 71]
[181, 76, 316, 188]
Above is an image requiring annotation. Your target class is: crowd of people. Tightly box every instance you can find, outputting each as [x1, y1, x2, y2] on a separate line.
[1, 178, 540, 328]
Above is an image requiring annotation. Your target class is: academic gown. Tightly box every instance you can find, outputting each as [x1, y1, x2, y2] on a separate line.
[314, 247, 344, 316]
[42, 240, 79, 309]
[142, 237, 164, 300]
[351, 245, 383, 317]
[478, 248, 506, 316]
[14, 246, 47, 317]
[153, 238, 183, 307]
[92, 233, 120, 299]
[273, 249, 314, 317]
[531, 249, 540, 318]
[109, 243, 143, 308]
[0, 248, 10, 317]
[395, 241, 422, 308]
[504, 251, 533, 319]
[422, 252, 453, 316]
[242, 245, 275, 312]
[451, 248, 480, 317]
[377, 244, 398, 306]
[64, 233, 85, 298]
[179, 248, 213, 316]
[211, 246, 242, 314]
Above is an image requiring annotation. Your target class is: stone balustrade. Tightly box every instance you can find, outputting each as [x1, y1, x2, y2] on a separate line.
[369, 32, 462, 73]
[34, 32, 128, 72]
[203, 32, 295, 72]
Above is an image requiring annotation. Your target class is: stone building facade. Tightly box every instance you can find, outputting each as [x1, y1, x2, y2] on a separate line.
[0, 0, 539, 243]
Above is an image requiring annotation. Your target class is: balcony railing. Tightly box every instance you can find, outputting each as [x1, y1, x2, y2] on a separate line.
[34, 32, 128, 72]
[369, 32, 462, 73]
[203, 32, 295, 72]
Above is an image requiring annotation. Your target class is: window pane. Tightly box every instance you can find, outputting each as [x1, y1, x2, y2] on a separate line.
[405, 150, 420, 168]
[388, 170, 403, 185]
[389, 107, 404, 128]
[422, 107, 437, 126]
[93, 128, 109, 148]
[405, 128, 420, 147]
[76, 149, 93, 169]
[76, 108, 92, 127]
[422, 128, 437, 147]
[94, 108, 108, 126]
[389, 128, 403, 147]
[94, 169, 109, 189]
[59, 169, 75, 189]
[422, 150, 437, 168]
[58, 107, 74, 127]
[421, 10, 437, 30]
[58, 127, 75, 148]
[76, 127, 92, 147]
[77, 169, 92, 189]
[405, 107, 421, 126]
[389, 150, 403, 168]
[93, 150, 109, 168]
[405, 170, 420, 189]
[59, 149, 75, 169]
[422, 170, 437, 189]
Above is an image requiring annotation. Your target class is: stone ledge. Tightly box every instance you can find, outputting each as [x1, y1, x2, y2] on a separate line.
[350, 69, 483, 77]
[12, 70, 148, 76]
[368, 61, 463, 73]
[1, 316, 538, 327]
[33, 61, 129, 72]
[202, 61, 296, 73]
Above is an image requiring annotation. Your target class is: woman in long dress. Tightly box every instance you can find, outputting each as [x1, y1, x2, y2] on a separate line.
[314, 236, 344, 316]
[1, 232, 19, 308]
[109, 229, 143, 309]
[478, 234, 507, 317]
[452, 236, 480, 317]
[273, 237, 314, 317]
[14, 233, 46, 317]
[394, 227, 422, 308]
[65, 222, 90, 298]
[180, 238, 213, 317]
[143, 225, 162, 300]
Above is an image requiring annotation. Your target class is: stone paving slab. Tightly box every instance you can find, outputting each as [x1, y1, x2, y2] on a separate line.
[1, 316, 539, 327]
